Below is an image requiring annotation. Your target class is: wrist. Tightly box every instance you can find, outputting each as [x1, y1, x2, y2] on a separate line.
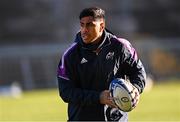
[132, 83, 141, 94]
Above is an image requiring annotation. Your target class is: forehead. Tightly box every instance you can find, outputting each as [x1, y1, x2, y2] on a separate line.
[80, 16, 95, 23]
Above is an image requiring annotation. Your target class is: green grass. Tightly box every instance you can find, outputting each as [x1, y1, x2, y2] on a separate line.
[129, 81, 180, 121]
[0, 89, 68, 121]
[0, 81, 180, 121]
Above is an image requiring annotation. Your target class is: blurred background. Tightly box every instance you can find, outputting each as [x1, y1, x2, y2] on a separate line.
[0, 0, 180, 121]
[0, 0, 179, 90]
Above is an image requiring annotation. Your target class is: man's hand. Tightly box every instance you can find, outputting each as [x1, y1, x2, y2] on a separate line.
[100, 90, 118, 108]
[131, 85, 140, 108]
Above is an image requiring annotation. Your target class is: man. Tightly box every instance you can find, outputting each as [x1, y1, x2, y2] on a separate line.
[57, 7, 146, 121]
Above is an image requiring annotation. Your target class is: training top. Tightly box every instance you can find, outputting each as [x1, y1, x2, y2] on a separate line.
[57, 30, 146, 121]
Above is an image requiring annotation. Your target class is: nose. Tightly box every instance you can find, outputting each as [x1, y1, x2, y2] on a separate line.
[81, 26, 88, 33]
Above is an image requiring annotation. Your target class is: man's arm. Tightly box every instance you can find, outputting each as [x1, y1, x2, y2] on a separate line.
[57, 58, 101, 105]
[57, 76, 101, 105]
[124, 59, 146, 93]
[57, 59, 117, 107]
[118, 38, 146, 93]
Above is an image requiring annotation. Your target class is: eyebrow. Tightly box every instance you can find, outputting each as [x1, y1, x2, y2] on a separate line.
[80, 21, 95, 26]
[80, 21, 93, 24]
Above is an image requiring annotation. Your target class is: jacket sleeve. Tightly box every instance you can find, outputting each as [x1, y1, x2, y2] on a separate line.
[57, 56, 100, 105]
[118, 38, 146, 93]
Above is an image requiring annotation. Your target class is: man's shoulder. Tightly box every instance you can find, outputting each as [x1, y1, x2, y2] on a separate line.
[111, 36, 131, 45]
[62, 42, 78, 59]
[110, 36, 133, 49]
[104, 30, 132, 48]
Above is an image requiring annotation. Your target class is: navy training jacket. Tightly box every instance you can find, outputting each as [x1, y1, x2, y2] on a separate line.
[57, 30, 146, 121]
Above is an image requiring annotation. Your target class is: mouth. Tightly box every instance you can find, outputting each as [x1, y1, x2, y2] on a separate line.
[82, 34, 89, 39]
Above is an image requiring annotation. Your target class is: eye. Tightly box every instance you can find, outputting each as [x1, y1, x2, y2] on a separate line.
[87, 22, 95, 27]
[80, 23, 84, 27]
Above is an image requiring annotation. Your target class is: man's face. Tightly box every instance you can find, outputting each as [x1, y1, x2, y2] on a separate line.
[80, 16, 104, 44]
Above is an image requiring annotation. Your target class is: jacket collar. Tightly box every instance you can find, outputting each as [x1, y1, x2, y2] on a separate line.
[75, 29, 113, 51]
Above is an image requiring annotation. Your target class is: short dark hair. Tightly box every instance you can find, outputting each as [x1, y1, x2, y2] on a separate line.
[79, 7, 105, 20]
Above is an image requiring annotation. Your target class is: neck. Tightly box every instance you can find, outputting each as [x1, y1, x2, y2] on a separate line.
[91, 32, 104, 44]
[92, 36, 102, 44]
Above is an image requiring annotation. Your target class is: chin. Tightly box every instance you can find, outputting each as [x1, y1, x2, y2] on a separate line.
[83, 41, 91, 44]
[83, 39, 91, 44]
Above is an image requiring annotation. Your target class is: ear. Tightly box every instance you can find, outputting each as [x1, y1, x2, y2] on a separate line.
[100, 21, 105, 32]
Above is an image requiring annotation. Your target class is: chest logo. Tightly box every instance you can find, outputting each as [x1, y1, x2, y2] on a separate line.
[81, 57, 88, 64]
[106, 52, 114, 60]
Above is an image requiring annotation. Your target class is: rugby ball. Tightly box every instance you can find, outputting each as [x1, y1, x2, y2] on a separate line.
[110, 78, 140, 112]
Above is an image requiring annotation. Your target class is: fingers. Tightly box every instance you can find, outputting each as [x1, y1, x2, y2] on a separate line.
[107, 100, 118, 108]
[107, 94, 118, 108]
[100, 90, 118, 108]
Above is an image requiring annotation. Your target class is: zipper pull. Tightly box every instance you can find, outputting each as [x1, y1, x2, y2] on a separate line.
[93, 48, 101, 55]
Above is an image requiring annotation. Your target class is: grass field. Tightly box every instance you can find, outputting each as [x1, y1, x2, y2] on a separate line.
[0, 80, 180, 121]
